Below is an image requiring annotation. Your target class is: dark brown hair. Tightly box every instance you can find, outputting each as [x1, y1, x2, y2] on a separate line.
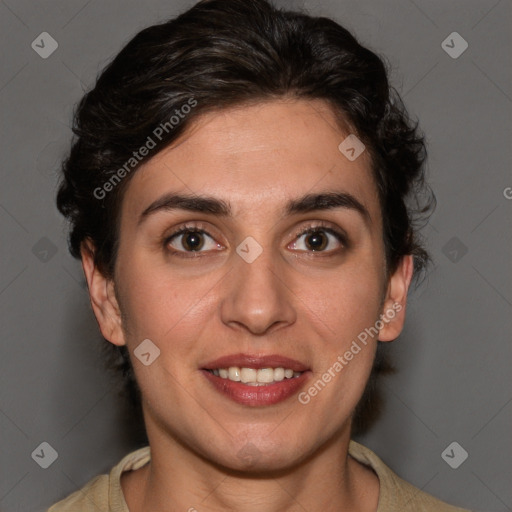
[57, 0, 434, 436]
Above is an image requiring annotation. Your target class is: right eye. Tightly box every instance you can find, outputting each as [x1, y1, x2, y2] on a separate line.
[164, 225, 224, 257]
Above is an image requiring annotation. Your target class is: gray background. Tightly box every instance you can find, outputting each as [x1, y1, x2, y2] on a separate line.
[0, 0, 510, 511]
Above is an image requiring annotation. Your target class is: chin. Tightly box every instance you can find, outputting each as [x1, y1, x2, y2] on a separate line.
[202, 437, 309, 475]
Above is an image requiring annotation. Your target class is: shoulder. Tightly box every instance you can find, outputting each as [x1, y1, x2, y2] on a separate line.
[348, 441, 472, 512]
[47, 446, 151, 512]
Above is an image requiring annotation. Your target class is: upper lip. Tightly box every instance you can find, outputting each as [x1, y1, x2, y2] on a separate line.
[202, 353, 309, 372]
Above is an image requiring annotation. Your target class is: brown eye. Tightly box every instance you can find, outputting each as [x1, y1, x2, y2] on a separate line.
[181, 231, 205, 251]
[165, 228, 221, 254]
[289, 227, 346, 253]
[304, 231, 328, 251]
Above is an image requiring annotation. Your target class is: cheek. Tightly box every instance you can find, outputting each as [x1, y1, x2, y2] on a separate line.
[303, 262, 384, 340]
[292, 272, 382, 432]
[116, 260, 222, 362]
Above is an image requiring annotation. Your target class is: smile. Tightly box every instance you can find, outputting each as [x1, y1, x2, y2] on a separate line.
[206, 367, 303, 385]
[202, 369, 310, 406]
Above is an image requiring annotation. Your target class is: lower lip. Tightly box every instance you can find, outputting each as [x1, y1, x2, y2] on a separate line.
[201, 370, 311, 406]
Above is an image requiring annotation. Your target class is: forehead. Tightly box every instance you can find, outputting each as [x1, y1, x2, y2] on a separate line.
[121, 99, 381, 226]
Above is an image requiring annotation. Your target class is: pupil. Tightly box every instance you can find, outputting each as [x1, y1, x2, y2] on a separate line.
[306, 231, 327, 251]
[184, 231, 203, 251]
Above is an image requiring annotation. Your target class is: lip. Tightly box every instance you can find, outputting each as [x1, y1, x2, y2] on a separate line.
[201, 353, 310, 372]
[201, 369, 311, 406]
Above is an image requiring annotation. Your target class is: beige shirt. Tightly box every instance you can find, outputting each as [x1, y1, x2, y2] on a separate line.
[47, 441, 470, 511]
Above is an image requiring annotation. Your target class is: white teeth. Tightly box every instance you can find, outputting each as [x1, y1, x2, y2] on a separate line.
[257, 368, 274, 383]
[240, 367, 257, 383]
[228, 367, 241, 381]
[273, 367, 285, 381]
[210, 366, 303, 384]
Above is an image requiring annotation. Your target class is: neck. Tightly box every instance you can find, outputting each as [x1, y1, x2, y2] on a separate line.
[124, 421, 379, 512]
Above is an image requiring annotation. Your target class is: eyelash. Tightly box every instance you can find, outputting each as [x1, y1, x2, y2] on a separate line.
[162, 221, 348, 259]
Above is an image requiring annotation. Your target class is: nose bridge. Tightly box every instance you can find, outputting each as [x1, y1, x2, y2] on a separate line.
[220, 238, 296, 334]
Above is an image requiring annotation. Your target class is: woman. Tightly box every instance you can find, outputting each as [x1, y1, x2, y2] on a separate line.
[49, 0, 469, 510]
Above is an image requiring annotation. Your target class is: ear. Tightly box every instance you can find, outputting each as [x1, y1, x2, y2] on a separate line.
[378, 254, 414, 342]
[80, 238, 126, 347]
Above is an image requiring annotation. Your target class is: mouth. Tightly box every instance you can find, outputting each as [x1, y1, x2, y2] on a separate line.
[205, 366, 303, 385]
[201, 353, 311, 406]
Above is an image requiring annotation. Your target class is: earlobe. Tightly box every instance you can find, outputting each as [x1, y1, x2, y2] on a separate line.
[378, 254, 414, 342]
[80, 238, 126, 347]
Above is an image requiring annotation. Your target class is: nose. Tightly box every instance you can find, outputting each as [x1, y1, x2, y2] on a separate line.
[220, 242, 296, 335]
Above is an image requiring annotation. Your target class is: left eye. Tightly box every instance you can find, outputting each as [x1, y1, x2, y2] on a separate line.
[289, 228, 345, 252]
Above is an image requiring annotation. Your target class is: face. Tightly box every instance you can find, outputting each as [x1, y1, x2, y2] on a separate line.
[83, 99, 412, 472]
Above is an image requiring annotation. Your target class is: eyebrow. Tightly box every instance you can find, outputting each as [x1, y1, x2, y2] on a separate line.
[138, 191, 371, 225]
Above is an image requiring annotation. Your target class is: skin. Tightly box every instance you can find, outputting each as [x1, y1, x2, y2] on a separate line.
[82, 98, 413, 512]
